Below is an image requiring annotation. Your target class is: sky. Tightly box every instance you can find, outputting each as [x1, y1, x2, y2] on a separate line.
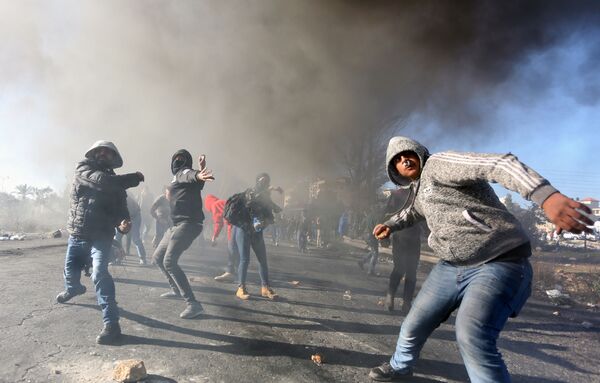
[0, 1, 599, 203]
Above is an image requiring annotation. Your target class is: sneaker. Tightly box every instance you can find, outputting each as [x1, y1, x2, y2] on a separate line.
[160, 290, 182, 299]
[56, 285, 87, 303]
[236, 286, 250, 300]
[139, 259, 147, 265]
[214, 271, 235, 282]
[369, 362, 412, 381]
[261, 286, 279, 300]
[179, 301, 204, 319]
[385, 293, 394, 312]
[96, 323, 122, 345]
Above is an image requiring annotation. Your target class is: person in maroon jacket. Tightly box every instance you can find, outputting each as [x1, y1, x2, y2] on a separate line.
[205, 194, 239, 282]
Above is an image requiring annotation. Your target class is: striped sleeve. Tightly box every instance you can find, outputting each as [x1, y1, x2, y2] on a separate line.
[427, 151, 559, 206]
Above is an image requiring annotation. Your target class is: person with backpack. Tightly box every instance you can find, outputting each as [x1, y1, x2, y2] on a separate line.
[152, 150, 214, 319]
[224, 173, 281, 300]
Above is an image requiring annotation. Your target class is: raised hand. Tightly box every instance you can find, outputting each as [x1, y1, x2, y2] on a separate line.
[542, 193, 594, 234]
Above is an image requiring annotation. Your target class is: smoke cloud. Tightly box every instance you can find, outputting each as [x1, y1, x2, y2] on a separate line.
[1, 0, 599, 197]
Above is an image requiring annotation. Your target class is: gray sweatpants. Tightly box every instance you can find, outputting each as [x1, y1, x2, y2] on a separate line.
[152, 222, 202, 303]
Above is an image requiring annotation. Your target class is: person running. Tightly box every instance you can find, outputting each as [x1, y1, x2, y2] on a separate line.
[369, 136, 594, 382]
[56, 140, 144, 344]
[384, 188, 422, 314]
[152, 150, 214, 319]
[234, 173, 281, 301]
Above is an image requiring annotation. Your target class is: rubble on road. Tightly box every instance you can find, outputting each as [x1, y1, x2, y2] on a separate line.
[112, 359, 147, 383]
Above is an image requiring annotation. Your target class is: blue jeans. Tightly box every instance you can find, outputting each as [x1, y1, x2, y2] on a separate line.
[390, 256, 532, 383]
[114, 215, 147, 261]
[63, 235, 119, 325]
[236, 226, 269, 286]
[361, 242, 379, 274]
[227, 227, 240, 274]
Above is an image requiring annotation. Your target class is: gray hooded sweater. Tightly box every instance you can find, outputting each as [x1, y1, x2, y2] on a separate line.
[383, 136, 558, 266]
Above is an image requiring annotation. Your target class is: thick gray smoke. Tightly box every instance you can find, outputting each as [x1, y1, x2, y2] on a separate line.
[1, 0, 599, 197]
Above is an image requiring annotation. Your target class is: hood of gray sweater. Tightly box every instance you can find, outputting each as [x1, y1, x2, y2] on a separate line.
[386, 136, 430, 188]
[84, 140, 124, 169]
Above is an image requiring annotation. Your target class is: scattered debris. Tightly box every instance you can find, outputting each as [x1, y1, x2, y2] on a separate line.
[586, 302, 597, 308]
[342, 290, 352, 301]
[113, 359, 148, 383]
[89, 351, 99, 356]
[581, 321, 593, 329]
[552, 311, 560, 316]
[52, 369, 61, 375]
[311, 353, 323, 366]
[288, 280, 301, 286]
[546, 289, 570, 299]
[377, 298, 385, 306]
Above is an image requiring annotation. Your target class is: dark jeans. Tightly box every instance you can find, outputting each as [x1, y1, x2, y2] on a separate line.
[390, 253, 532, 383]
[226, 226, 241, 274]
[388, 231, 421, 306]
[114, 215, 146, 261]
[297, 232, 307, 252]
[236, 226, 269, 286]
[152, 222, 202, 303]
[63, 235, 118, 325]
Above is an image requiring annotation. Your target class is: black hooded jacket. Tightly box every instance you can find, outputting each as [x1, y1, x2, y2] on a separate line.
[244, 172, 281, 226]
[67, 159, 141, 240]
[168, 149, 205, 225]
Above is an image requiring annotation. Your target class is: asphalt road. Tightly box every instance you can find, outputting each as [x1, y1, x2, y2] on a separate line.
[0, 236, 598, 383]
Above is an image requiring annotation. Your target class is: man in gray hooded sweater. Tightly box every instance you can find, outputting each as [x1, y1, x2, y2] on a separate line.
[369, 136, 594, 383]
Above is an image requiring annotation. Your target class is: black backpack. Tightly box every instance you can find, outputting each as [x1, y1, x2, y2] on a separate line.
[224, 192, 251, 230]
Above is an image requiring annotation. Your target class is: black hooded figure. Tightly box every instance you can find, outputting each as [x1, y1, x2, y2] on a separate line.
[233, 172, 282, 301]
[152, 149, 210, 319]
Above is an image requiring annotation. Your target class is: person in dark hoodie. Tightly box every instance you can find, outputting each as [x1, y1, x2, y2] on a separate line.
[56, 140, 144, 344]
[368, 137, 595, 382]
[234, 173, 282, 301]
[383, 188, 422, 314]
[152, 150, 214, 319]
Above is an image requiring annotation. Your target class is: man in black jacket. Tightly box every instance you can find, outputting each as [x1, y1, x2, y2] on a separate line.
[56, 140, 144, 344]
[153, 149, 214, 319]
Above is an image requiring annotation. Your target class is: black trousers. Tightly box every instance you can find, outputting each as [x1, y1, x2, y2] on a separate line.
[153, 222, 202, 303]
[388, 227, 421, 305]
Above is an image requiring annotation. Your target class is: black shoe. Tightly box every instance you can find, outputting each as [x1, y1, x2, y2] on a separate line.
[400, 302, 411, 316]
[96, 323, 122, 345]
[56, 285, 87, 303]
[369, 362, 412, 381]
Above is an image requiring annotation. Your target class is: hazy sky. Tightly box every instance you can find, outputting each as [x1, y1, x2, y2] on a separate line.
[1, 1, 599, 202]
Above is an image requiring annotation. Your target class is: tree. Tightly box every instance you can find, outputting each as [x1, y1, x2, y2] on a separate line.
[13, 184, 34, 200]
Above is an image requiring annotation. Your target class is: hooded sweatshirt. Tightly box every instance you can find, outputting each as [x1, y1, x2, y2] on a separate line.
[168, 149, 205, 225]
[204, 194, 232, 240]
[68, 141, 141, 239]
[383, 136, 558, 266]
